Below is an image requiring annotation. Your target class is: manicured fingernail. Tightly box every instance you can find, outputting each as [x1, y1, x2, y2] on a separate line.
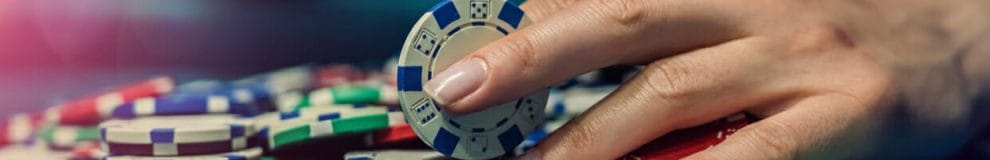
[424, 58, 487, 106]
[517, 150, 542, 160]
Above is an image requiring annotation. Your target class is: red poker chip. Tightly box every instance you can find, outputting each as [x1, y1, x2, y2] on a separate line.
[70, 141, 105, 160]
[369, 124, 418, 146]
[49, 76, 174, 126]
[623, 114, 751, 160]
[316, 65, 369, 88]
[0, 113, 45, 148]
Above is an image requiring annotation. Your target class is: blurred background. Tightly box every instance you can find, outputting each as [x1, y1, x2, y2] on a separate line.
[0, 0, 520, 119]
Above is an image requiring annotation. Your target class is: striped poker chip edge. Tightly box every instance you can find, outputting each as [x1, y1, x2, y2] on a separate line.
[101, 135, 257, 156]
[265, 107, 394, 149]
[103, 146, 263, 160]
[109, 95, 257, 119]
[99, 114, 255, 144]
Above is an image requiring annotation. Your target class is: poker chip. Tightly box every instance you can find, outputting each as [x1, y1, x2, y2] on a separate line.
[101, 135, 257, 156]
[254, 104, 376, 138]
[48, 76, 176, 126]
[344, 150, 445, 160]
[1, 113, 44, 147]
[0, 144, 72, 160]
[173, 79, 229, 95]
[100, 114, 255, 144]
[365, 124, 418, 146]
[315, 64, 369, 88]
[103, 147, 263, 160]
[622, 114, 750, 160]
[559, 86, 615, 116]
[274, 86, 398, 111]
[232, 65, 315, 95]
[71, 141, 106, 160]
[109, 95, 259, 119]
[309, 85, 399, 106]
[265, 107, 393, 149]
[396, 0, 546, 159]
[36, 124, 100, 149]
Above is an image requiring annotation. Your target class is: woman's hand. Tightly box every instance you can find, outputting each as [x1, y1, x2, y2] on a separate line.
[421, 0, 990, 159]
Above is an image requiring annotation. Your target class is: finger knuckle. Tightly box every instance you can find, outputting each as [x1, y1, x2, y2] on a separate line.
[642, 60, 694, 99]
[789, 23, 858, 53]
[478, 34, 544, 77]
[740, 120, 799, 159]
[591, 0, 647, 30]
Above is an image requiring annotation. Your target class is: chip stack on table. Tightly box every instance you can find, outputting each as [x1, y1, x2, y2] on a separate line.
[396, 0, 550, 159]
[98, 114, 261, 159]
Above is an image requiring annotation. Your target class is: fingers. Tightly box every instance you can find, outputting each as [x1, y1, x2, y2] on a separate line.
[522, 38, 781, 159]
[685, 93, 878, 159]
[426, 0, 750, 113]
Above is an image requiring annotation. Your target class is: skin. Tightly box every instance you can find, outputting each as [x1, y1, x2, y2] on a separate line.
[424, 0, 990, 159]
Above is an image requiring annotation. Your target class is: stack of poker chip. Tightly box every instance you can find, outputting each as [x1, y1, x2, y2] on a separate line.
[98, 114, 262, 159]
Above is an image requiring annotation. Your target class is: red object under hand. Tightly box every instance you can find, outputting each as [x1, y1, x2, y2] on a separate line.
[622, 114, 751, 160]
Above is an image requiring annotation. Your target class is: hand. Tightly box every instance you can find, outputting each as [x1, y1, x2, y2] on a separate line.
[421, 0, 990, 159]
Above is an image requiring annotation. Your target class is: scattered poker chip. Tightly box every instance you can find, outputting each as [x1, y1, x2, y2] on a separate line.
[232, 65, 315, 95]
[512, 121, 561, 155]
[397, 0, 546, 159]
[109, 95, 260, 119]
[543, 89, 567, 120]
[344, 150, 446, 160]
[103, 147, 263, 160]
[0, 144, 72, 160]
[1, 113, 44, 147]
[310, 85, 399, 106]
[275, 86, 398, 112]
[99, 114, 255, 144]
[316, 64, 369, 88]
[71, 141, 106, 160]
[365, 124, 418, 146]
[173, 79, 229, 95]
[622, 114, 750, 160]
[101, 135, 258, 156]
[559, 86, 615, 116]
[266, 107, 393, 149]
[254, 105, 376, 140]
[47, 76, 175, 126]
[36, 124, 100, 149]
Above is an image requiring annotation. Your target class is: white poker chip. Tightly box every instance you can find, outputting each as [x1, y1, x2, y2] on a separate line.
[344, 150, 446, 160]
[99, 114, 255, 144]
[103, 147, 263, 160]
[397, 0, 547, 159]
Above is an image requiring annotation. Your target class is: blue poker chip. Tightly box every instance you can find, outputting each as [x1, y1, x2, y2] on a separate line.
[109, 94, 260, 119]
[231, 64, 316, 95]
[396, 0, 546, 159]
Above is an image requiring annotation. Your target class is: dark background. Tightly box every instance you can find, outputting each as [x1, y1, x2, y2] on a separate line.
[0, 0, 525, 119]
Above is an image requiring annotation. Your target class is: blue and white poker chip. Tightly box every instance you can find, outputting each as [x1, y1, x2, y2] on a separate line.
[110, 95, 259, 119]
[397, 0, 546, 159]
[103, 146, 263, 160]
[99, 114, 255, 144]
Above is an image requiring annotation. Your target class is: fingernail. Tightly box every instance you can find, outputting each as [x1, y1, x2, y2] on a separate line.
[517, 150, 542, 160]
[424, 58, 487, 106]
